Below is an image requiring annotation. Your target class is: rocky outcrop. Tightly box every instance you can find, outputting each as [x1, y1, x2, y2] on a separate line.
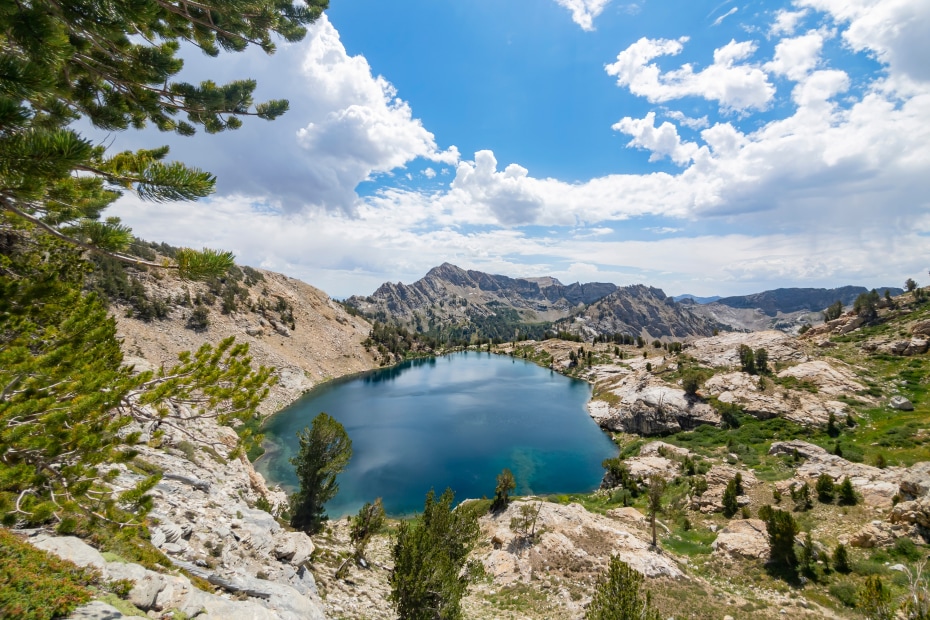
[687, 330, 807, 368]
[480, 500, 681, 590]
[712, 519, 769, 560]
[29, 533, 324, 620]
[588, 371, 718, 435]
[702, 362, 859, 427]
[690, 465, 758, 513]
[769, 441, 905, 508]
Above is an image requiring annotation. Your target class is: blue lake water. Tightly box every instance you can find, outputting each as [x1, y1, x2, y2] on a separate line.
[256, 352, 617, 517]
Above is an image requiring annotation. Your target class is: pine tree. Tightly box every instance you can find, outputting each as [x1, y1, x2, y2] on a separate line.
[0, 237, 274, 526]
[765, 508, 799, 570]
[350, 498, 385, 563]
[722, 478, 739, 518]
[0, 0, 327, 277]
[289, 413, 353, 535]
[586, 555, 661, 620]
[390, 489, 482, 620]
[838, 477, 859, 506]
[816, 474, 836, 503]
[492, 468, 516, 511]
[646, 474, 665, 547]
[832, 543, 851, 573]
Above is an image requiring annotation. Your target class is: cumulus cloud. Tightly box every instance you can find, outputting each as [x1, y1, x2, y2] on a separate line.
[554, 0, 612, 31]
[612, 112, 699, 165]
[605, 37, 776, 112]
[423, 167, 437, 179]
[770, 8, 808, 36]
[764, 31, 825, 81]
[797, 0, 930, 83]
[294, 16, 458, 211]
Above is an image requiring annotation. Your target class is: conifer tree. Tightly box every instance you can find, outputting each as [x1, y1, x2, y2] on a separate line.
[289, 413, 352, 535]
[0, 0, 328, 276]
[586, 555, 661, 620]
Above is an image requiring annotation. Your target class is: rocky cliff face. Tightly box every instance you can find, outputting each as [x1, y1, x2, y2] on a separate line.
[346, 262, 617, 328]
[554, 285, 721, 340]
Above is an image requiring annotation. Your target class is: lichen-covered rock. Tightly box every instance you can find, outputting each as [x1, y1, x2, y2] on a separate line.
[29, 534, 108, 579]
[712, 519, 769, 560]
[850, 521, 896, 548]
[890, 396, 915, 411]
[890, 496, 930, 529]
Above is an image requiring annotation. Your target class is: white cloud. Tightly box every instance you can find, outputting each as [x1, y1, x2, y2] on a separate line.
[764, 31, 825, 81]
[449, 151, 545, 225]
[797, 0, 930, 83]
[770, 8, 809, 36]
[713, 7, 738, 27]
[612, 112, 700, 165]
[554, 0, 612, 31]
[605, 37, 776, 112]
[294, 16, 459, 211]
[666, 110, 710, 130]
[423, 167, 437, 179]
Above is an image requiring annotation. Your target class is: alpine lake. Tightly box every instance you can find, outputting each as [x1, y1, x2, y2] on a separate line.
[256, 351, 618, 517]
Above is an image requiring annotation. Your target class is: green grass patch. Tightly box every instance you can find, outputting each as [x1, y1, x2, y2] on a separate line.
[663, 528, 716, 556]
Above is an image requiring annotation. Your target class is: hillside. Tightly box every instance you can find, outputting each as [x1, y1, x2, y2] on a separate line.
[346, 263, 618, 340]
[87, 245, 379, 416]
[553, 285, 721, 340]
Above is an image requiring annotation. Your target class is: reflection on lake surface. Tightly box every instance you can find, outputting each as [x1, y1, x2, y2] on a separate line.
[256, 352, 617, 517]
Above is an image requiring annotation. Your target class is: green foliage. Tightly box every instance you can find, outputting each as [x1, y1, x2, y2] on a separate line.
[492, 468, 516, 511]
[646, 474, 665, 547]
[509, 502, 543, 545]
[722, 478, 739, 518]
[350, 497, 385, 562]
[854, 290, 881, 322]
[389, 488, 482, 620]
[585, 555, 661, 620]
[830, 580, 858, 607]
[186, 306, 210, 331]
[816, 474, 836, 503]
[823, 300, 845, 322]
[906, 279, 918, 293]
[738, 344, 755, 374]
[0, 528, 98, 620]
[0, 236, 273, 526]
[0, 0, 326, 278]
[754, 347, 769, 373]
[790, 482, 813, 512]
[765, 508, 799, 570]
[838, 477, 859, 506]
[681, 370, 701, 396]
[859, 575, 895, 620]
[288, 413, 352, 535]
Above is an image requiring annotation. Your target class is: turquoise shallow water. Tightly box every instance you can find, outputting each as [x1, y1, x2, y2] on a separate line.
[256, 352, 617, 517]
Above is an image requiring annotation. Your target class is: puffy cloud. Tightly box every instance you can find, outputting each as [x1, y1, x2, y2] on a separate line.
[764, 31, 825, 81]
[449, 151, 544, 225]
[770, 8, 809, 36]
[554, 0, 612, 31]
[423, 167, 437, 179]
[612, 112, 700, 165]
[605, 37, 776, 112]
[797, 0, 930, 83]
[294, 16, 458, 211]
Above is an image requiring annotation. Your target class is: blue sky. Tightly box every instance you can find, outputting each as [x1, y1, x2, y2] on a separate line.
[106, 0, 930, 298]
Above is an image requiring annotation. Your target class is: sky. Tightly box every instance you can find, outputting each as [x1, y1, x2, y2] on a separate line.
[101, 0, 930, 298]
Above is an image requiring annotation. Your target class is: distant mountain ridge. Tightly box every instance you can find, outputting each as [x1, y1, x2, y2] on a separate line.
[714, 285, 903, 317]
[347, 264, 723, 342]
[673, 294, 721, 304]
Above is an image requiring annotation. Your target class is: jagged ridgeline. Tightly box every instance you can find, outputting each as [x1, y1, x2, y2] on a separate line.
[345, 263, 721, 345]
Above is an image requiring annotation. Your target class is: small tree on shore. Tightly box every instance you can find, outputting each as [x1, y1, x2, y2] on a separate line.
[492, 468, 516, 511]
[350, 498, 385, 563]
[289, 413, 353, 535]
[816, 474, 836, 503]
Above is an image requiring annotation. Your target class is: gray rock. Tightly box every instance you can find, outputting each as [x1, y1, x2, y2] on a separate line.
[272, 320, 290, 336]
[900, 462, 930, 499]
[246, 326, 264, 337]
[106, 561, 166, 610]
[150, 528, 166, 548]
[66, 601, 125, 619]
[890, 396, 914, 411]
[30, 534, 108, 578]
[768, 440, 828, 460]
